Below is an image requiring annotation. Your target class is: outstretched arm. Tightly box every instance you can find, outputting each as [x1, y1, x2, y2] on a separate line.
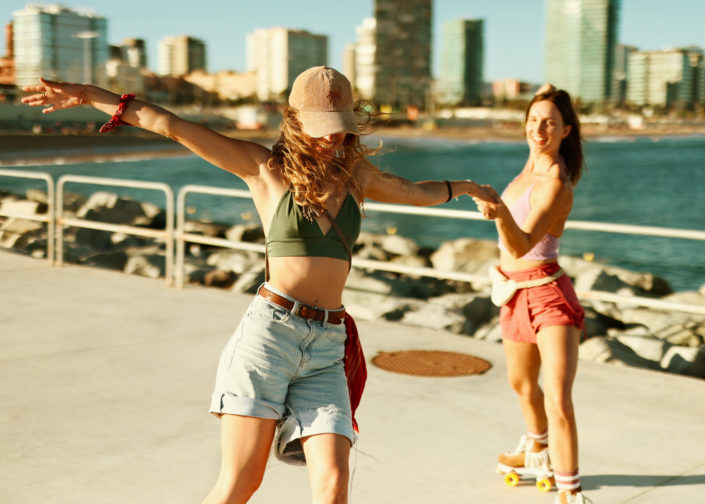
[360, 159, 495, 206]
[22, 79, 269, 182]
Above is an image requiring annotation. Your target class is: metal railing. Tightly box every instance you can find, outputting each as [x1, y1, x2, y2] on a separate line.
[56, 175, 175, 285]
[175, 185, 264, 289]
[0, 169, 55, 264]
[3, 174, 703, 315]
[174, 191, 705, 316]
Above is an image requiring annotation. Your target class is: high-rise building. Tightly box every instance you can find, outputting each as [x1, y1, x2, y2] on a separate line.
[12, 4, 108, 87]
[121, 38, 147, 69]
[353, 18, 376, 100]
[627, 49, 693, 107]
[685, 47, 705, 106]
[158, 36, 206, 76]
[246, 27, 327, 101]
[613, 44, 637, 105]
[342, 42, 356, 91]
[544, 0, 621, 104]
[372, 0, 432, 110]
[438, 18, 484, 106]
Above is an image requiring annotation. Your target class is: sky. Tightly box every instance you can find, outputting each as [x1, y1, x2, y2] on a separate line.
[3, 0, 705, 83]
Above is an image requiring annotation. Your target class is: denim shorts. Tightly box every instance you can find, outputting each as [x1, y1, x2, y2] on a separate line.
[209, 282, 354, 462]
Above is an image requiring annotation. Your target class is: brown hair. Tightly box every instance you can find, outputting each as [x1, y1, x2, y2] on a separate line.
[267, 104, 375, 220]
[526, 85, 585, 185]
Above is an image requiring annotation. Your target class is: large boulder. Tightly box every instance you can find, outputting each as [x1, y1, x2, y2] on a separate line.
[124, 253, 165, 279]
[380, 234, 419, 257]
[225, 223, 264, 243]
[0, 217, 44, 249]
[427, 292, 497, 334]
[429, 238, 498, 274]
[579, 336, 660, 371]
[0, 197, 46, 215]
[563, 256, 672, 297]
[229, 264, 265, 294]
[660, 346, 705, 378]
[84, 251, 129, 270]
[400, 301, 467, 333]
[207, 250, 260, 275]
[77, 192, 150, 225]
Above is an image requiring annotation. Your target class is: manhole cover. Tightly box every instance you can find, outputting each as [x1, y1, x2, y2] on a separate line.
[372, 350, 491, 377]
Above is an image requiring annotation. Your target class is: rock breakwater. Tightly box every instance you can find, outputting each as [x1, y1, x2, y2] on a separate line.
[2, 188, 704, 379]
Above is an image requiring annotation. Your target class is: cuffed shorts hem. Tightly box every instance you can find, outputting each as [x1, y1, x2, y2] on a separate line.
[275, 406, 356, 465]
[209, 392, 286, 420]
[208, 285, 353, 466]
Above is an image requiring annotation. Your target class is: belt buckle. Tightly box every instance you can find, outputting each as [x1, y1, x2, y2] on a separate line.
[296, 304, 320, 321]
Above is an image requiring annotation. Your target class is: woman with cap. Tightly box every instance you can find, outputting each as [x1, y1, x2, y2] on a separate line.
[23, 66, 496, 503]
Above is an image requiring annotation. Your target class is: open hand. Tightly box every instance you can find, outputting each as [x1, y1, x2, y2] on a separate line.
[21, 78, 85, 114]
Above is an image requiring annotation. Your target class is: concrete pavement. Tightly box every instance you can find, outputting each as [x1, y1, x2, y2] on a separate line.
[2, 250, 704, 504]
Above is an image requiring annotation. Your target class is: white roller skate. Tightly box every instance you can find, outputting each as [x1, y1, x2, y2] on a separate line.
[555, 488, 592, 504]
[496, 435, 554, 492]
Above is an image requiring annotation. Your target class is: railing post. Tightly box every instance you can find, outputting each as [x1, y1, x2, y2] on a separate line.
[55, 175, 175, 286]
[0, 169, 55, 265]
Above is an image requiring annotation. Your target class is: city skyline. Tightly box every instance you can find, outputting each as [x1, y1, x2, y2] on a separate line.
[3, 0, 705, 83]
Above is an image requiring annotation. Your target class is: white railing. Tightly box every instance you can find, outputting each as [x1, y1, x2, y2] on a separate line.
[174, 190, 705, 316]
[0, 169, 55, 264]
[3, 175, 703, 315]
[175, 185, 264, 289]
[56, 175, 175, 286]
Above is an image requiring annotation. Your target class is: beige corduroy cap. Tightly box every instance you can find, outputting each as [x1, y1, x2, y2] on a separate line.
[288, 66, 360, 138]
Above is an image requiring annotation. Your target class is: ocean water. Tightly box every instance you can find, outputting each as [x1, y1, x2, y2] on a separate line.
[3, 134, 705, 292]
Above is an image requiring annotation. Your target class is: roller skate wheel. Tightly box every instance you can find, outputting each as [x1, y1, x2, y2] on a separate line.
[504, 472, 520, 487]
[536, 478, 552, 492]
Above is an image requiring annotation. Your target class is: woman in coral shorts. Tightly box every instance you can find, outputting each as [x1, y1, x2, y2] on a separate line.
[474, 84, 587, 504]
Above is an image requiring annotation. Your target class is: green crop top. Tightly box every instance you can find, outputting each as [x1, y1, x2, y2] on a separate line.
[266, 189, 361, 261]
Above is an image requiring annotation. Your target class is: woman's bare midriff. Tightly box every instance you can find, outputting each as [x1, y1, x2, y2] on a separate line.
[267, 255, 350, 309]
[499, 250, 560, 272]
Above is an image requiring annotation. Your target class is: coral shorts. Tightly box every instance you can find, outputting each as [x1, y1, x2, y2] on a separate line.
[499, 263, 584, 344]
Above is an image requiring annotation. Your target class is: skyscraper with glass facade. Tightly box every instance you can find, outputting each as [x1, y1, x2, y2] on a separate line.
[544, 0, 620, 104]
[12, 4, 108, 87]
[438, 18, 484, 106]
[372, 0, 432, 110]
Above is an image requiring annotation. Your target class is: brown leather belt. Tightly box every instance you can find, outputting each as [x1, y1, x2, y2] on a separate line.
[258, 285, 346, 325]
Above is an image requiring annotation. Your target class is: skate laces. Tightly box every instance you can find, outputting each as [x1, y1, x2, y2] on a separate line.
[509, 435, 530, 455]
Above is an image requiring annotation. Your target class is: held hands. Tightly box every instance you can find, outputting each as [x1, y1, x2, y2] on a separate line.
[471, 184, 504, 220]
[21, 78, 85, 114]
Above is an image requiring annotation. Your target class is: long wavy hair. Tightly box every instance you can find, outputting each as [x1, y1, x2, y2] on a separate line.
[526, 85, 585, 185]
[267, 103, 376, 220]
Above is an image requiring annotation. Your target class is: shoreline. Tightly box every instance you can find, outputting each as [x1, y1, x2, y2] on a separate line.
[2, 123, 705, 166]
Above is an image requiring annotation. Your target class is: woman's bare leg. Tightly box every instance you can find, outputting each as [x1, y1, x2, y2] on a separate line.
[536, 325, 581, 472]
[503, 338, 547, 434]
[201, 414, 278, 504]
[301, 433, 351, 504]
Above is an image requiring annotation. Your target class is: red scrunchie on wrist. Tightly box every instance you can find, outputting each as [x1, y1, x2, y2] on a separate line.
[99, 93, 136, 133]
